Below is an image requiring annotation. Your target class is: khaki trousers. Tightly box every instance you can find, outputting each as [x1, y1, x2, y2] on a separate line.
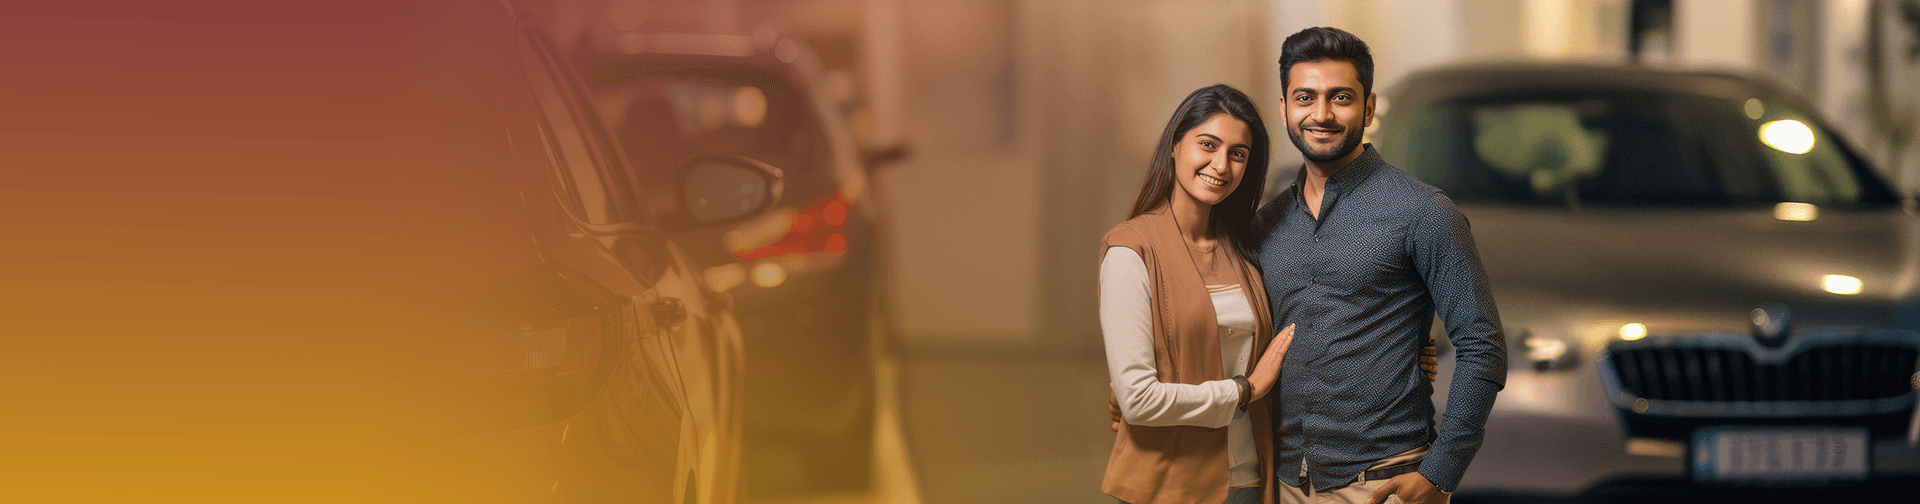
[1274, 446, 1451, 504]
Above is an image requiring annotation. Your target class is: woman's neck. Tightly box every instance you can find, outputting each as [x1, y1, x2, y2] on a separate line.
[1168, 192, 1213, 245]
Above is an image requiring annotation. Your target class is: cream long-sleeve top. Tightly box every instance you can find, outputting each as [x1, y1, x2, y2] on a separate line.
[1100, 245, 1258, 488]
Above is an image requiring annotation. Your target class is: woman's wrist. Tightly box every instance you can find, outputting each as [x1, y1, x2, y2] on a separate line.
[1231, 375, 1252, 411]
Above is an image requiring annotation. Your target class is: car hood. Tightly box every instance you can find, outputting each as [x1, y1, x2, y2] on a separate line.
[1461, 203, 1920, 350]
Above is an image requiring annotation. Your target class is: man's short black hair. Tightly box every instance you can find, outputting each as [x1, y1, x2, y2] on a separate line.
[1279, 27, 1374, 96]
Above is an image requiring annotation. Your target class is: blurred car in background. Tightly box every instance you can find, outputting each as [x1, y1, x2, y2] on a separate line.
[0, 2, 780, 503]
[1376, 63, 1920, 496]
[577, 32, 908, 496]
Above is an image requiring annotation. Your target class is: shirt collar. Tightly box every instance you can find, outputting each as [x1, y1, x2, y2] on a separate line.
[1289, 143, 1386, 209]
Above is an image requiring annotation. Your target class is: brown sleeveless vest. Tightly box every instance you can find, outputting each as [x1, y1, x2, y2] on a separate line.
[1100, 204, 1275, 504]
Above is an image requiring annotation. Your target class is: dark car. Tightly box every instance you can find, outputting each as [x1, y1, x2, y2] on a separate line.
[576, 34, 903, 494]
[1375, 63, 1920, 495]
[0, 2, 779, 502]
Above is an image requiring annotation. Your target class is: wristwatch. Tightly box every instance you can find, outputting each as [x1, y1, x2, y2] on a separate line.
[1231, 375, 1252, 411]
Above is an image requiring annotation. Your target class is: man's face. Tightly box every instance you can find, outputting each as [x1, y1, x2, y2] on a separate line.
[1284, 59, 1373, 164]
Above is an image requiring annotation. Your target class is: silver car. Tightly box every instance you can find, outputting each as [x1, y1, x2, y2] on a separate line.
[1376, 63, 1920, 497]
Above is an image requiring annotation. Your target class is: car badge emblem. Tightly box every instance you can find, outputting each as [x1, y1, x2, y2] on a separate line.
[1749, 302, 1793, 348]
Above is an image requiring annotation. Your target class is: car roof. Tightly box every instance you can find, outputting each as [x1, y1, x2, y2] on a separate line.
[1385, 62, 1793, 107]
[577, 32, 827, 87]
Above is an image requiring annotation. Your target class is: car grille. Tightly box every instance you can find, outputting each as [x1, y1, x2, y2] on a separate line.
[1608, 344, 1918, 402]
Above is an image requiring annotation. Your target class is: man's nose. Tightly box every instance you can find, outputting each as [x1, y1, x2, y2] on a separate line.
[1309, 98, 1335, 124]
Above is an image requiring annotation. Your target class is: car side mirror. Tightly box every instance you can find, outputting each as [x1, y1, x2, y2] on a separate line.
[861, 142, 912, 171]
[672, 155, 784, 231]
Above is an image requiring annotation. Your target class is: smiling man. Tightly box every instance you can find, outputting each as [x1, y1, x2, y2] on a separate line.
[1252, 27, 1509, 504]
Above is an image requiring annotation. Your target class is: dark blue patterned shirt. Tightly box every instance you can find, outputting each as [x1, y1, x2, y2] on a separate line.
[1254, 144, 1507, 493]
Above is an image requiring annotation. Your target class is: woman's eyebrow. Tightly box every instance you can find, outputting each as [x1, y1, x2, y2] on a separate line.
[1196, 133, 1248, 151]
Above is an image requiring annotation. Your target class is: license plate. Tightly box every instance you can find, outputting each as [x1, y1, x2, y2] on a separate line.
[1692, 428, 1868, 481]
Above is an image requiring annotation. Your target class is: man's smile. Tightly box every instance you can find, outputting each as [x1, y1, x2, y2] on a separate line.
[1302, 125, 1343, 139]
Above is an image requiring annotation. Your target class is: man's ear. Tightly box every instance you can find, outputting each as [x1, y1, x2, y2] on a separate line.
[1363, 92, 1377, 128]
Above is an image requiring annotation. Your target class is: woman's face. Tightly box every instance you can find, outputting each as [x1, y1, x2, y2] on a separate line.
[1171, 112, 1252, 208]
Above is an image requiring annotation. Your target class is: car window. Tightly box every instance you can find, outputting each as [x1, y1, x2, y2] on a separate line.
[519, 31, 618, 224]
[594, 69, 838, 213]
[1380, 89, 1898, 208]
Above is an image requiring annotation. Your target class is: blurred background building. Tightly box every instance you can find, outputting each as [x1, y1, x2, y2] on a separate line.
[526, 0, 1920, 358]
[524, 0, 1920, 502]
[7, 1, 1917, 503]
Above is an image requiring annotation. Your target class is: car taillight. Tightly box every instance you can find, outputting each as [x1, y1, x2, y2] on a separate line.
[731, 192, 852, 260]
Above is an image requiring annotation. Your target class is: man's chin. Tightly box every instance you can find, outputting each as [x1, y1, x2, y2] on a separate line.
[1301, 146, 1356, 163]
[1289, 132, 1361, 164]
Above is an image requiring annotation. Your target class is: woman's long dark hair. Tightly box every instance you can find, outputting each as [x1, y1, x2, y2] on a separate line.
[1127, 84, 1271, 264]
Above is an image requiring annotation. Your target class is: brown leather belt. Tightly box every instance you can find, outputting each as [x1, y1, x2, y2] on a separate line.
[1362, 460, 1421, 482]
[1315, 461, 1423, 494]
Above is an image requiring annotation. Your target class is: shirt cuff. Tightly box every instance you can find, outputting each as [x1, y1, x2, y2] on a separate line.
[1415, 457, 1464, 493]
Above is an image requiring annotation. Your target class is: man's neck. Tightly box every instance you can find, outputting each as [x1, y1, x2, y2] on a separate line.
[1301, 145, 1365, 199]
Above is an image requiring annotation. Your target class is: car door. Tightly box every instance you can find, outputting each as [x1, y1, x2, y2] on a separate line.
[512, 20, 738, 504]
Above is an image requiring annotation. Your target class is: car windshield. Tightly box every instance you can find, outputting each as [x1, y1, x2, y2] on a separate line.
[1378, 89, 1900, 208]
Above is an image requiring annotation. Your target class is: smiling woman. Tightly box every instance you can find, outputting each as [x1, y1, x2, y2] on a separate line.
[1100, 84, 1291, 504]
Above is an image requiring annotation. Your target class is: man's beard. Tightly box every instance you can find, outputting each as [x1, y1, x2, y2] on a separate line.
[1287, 121, 1363, 163]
